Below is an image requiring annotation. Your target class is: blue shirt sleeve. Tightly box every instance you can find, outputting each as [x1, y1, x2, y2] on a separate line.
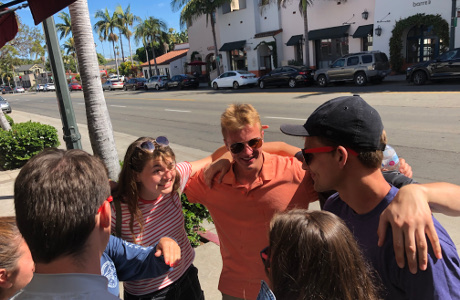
[104, 235, 172, 282]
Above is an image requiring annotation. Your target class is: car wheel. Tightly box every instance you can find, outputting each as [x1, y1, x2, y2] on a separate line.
[165, 84, 169, 90]
[109, 86, 112, 91]
[259, 81, 265, 89]
[317, 74, 328, 87]
[413, 70, 427, 85]
[233, 81, 239, 89]
[155, 85, 160, 90]
[133, 85, 136, 91]
[123, 86, 127, 91]
[213, 82, 218, 90]
[288, 78, 296, 88]
[354, 72, 367, 86]
[144, 85, 148, 90]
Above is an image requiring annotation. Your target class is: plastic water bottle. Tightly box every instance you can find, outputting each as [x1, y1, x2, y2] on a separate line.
[381, 145, 400, 171]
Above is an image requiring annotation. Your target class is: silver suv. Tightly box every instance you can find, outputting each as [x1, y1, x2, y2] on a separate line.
[145, 75, 169, 90]
[314, 51, 390, 87]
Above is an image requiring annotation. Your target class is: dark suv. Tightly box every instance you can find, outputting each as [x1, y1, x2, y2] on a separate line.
[258, 65, 314, 89]
[123, 78, 146, 91]
[1, 86, 13, 94]
[314, 51, 390, 87]
[406, 48, 460, 85]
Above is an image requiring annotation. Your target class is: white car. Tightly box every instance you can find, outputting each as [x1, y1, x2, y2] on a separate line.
[36, 84, 45, 92]
[102, 80, 124, 91]
[145, 75, 169, 90]
[212, 70, 258, 89]
[44, 83, 55, 92]
[14, 86, 25, 93]
[108, 74, 125, 82]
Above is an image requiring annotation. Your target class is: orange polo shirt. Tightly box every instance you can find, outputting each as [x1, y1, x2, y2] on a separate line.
[184, 152, 318, 300]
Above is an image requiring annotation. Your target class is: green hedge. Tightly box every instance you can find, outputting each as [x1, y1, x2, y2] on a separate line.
[181, 193, 213, 247]
[0, 121, 60, 170]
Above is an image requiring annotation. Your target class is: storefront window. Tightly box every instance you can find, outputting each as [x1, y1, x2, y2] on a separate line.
[363, 35, 373, 51]
[230, 49, 247, 70]
[315, 37, 349, 69]
[406, 25, 439, 63]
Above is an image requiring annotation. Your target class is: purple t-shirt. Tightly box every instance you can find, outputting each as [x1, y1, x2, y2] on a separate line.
[324, 186, 460, 300]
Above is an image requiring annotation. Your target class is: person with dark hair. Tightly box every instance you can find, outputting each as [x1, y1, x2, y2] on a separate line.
[13, 148, 118, 299]
[257, 209, 381, 300]
[113, 136, 227, 300]
[0, 217, 34, 300]
[280, 95, 460, 299]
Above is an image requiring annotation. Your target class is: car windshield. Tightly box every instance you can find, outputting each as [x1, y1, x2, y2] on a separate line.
[137, 78, 146, 82]
[160, 76, 168, 80]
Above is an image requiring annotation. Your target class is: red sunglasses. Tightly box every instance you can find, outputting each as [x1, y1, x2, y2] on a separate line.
[97, 196, 113, 213]
[260, 246, 270, 269]
[302, 146, 358, 165]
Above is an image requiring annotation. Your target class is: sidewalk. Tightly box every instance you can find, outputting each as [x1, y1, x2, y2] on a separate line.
[0, 110, 222, 300]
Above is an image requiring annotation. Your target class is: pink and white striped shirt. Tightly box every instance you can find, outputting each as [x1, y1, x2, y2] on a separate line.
[111, 162, 195, 296]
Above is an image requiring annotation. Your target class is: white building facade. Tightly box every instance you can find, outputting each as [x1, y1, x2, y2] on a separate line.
[188, 0, 460, 75]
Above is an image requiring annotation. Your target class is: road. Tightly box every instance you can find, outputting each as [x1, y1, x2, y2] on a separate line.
[6, 79, 460, 185]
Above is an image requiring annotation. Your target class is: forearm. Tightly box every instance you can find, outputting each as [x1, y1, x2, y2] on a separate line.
[262, 141, 301, 157]
[421, 182, 460, 216]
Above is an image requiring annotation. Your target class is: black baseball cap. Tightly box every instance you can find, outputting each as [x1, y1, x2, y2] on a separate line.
[280, 95, 385, 152]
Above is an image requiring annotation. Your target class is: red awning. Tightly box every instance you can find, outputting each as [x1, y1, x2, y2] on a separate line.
[28, 0, 78, 25]
[0, 9, 18, 48]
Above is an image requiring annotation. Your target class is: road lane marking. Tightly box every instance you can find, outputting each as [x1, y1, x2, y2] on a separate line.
[104, 97, 195, 101]
[165, 109, 191, 113]
[265, 116, 305, 121]
[111, 105, 127, 108]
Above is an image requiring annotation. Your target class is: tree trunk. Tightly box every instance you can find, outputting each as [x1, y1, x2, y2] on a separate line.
[68, 0, 120, 180]
[119, 29, 125, 62]
[303, 8, 310, 67]
[0, 111, 11, 131]
[210, 14, 221, 76]
[128, 36, 133, 65]
[112, 39, 120, 77]
[150, 42, 159, 76]
[145, 43, 152, 78]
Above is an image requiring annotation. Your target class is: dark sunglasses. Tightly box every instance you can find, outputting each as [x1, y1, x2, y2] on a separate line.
[302, 146, 358, 165]
[230, 137, 263, 154]
[260, 246, 270, 269]
[138, 136, 169, 152]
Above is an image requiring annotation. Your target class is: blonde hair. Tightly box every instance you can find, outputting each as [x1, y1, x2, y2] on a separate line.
[0, 217, 22, 272]
[221, 103, 262, 137]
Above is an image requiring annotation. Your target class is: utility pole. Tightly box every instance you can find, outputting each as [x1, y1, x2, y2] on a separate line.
[451, 0, 457, 50]
[42, 16, 82, 150]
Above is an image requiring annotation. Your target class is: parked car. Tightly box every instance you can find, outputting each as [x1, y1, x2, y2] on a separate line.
[1, 86, 13, 94]
[123, 78, 147, 91]
[165, 74, 199, 90]
[212, 70, 258, 89]
[314, 51, 390, 87]
[44, 83, 55, 92]
[0, 96, 11, 114]
[258, 66, 314, 89]
[145, 75, 169, 90]
[36, 84, 45, 92]
[68, 82, 82, 91]
[406, 48, 460, 85]
[108, 74, 125, 82]
[14, 86, 25, 93]
[102, 80, 124, 91]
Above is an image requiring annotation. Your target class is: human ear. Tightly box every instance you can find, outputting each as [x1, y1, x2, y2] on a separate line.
[99, 201, 111, 229]
[336, 146, 348, 167]
[0, 269, 13, 289]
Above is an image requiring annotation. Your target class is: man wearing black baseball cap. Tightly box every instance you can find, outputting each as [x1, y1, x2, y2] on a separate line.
[280, 95, 460, 299]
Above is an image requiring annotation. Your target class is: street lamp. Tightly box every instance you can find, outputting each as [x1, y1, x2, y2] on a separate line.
[362, 10, 369, 20]
[375, 26, 382, 36]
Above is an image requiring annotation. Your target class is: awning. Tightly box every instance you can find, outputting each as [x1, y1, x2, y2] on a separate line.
[219, 40, 246, 52]
[352, 24, 374, 38]
[286, 35, 303, 46]
[0, 8, 18, 48]
[28, 0, 78, 25]
[308, 25, 350, 40]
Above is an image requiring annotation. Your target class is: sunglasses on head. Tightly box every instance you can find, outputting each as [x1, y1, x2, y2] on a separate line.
[260, 246, 270, 269]
[138, 136, 169, 152]
[97, 196, 113, 214]
[230, 137, 263, 154]
[302, 146, 358, 165]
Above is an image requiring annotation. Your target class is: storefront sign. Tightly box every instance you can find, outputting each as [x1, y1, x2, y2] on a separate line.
[413, 0, 432, 7]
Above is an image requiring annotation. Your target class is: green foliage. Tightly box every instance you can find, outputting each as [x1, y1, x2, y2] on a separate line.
[119, 61, 138, 77]
[0, 121, 60, 170]
[4, 114, 13, 126]
[97, 53, 108, 65]
[181, 193, 213, 247]
[389, 14, 449, 73]
[135, 45, 165, 63]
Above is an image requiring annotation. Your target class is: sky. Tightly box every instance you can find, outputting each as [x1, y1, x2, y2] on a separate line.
[14, 0, 183, 59]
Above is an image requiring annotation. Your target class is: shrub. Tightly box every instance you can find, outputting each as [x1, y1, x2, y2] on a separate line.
[181, 193, 213, 247]
[4, 114, 13, 126]
[0, 121, 60, 170]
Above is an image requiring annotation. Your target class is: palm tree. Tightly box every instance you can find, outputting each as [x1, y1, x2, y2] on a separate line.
[115, 5, 140, 65]
[134, 17, 168, 76]
[63, 37, 79, 74]
[261, 0, 313, 67]
[56, 12, 73, 40]
[68, 0, 120, 179]
[94, 8, 120, 77]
